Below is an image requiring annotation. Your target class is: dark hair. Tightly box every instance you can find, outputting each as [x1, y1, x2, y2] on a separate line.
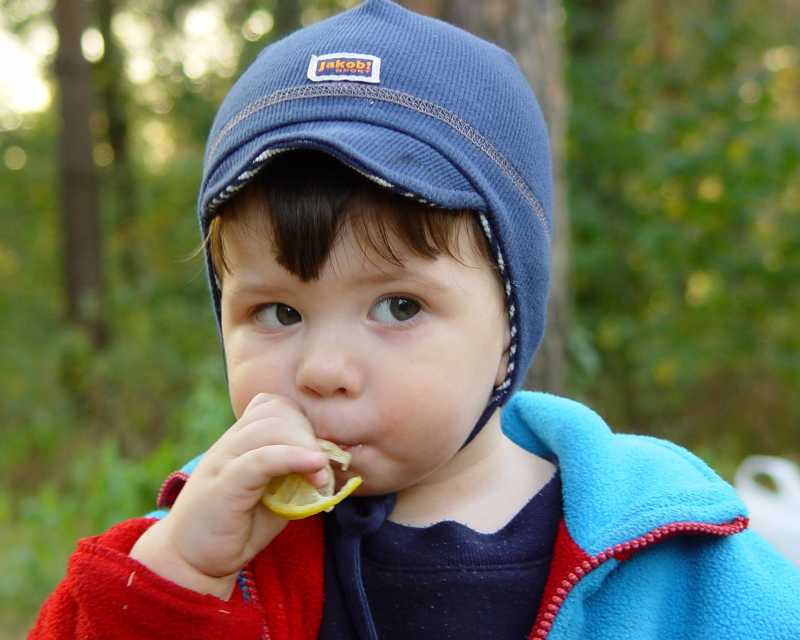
[207, 150, 498, 284]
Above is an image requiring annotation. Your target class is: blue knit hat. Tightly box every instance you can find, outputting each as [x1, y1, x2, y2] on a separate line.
[198, 0, 553, 429]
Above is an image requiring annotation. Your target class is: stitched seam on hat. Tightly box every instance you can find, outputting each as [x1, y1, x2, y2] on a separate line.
[478, 212, 516, 400]
[206, 84, 550, 239]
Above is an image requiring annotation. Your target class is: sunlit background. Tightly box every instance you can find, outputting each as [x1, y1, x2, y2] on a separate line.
[1, 0, 798, 635]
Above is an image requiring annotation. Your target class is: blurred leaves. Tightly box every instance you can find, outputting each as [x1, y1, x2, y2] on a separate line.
[565, 0, 800, 461]
[1, 0, 799, 634]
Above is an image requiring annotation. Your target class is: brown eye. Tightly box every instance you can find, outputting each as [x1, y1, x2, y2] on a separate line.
[371, 297, 421, 323]
[254, 303, 301, 327]
[391, 298, 420, 321]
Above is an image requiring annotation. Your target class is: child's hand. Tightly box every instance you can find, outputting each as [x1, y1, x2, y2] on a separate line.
[129, 393, 329, 599]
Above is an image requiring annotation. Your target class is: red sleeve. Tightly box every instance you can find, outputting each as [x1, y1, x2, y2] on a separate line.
[253, 516, 326, 640]
[28, 518, 265, 640]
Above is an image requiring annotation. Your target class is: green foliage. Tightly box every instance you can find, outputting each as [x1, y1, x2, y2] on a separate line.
[565, 0, 800, 462]
[1, 0, 799, 634]
[0, 355, 230, 632]
[0, 121, 231, 631]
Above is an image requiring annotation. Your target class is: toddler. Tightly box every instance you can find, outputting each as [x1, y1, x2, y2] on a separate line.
[31, 1, 800, 639]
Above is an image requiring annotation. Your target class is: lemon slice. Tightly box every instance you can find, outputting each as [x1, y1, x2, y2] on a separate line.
[262, 440, 363, 520]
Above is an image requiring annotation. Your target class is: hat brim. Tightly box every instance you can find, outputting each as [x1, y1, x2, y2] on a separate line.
[199, 119, 486, 222]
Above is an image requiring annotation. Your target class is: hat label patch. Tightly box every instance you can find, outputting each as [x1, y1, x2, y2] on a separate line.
[307, 52, 381, 84]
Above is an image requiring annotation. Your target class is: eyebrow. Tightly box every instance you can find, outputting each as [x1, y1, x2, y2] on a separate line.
[225, 281, 293, 298]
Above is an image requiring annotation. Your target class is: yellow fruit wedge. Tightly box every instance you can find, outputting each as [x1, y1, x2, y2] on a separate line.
[262, 439, 363, 520]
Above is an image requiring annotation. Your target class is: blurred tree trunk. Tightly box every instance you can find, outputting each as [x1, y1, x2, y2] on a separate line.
[400, 0, 570, 394]
[97, 0, 139, 286]
[653, 2, 673, 64]
[53, 0, 108, 349]
[274, 0, 302, 36]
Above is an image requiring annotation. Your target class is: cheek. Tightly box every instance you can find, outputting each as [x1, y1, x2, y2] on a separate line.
[228, 375, 257, 420]
[376, 376, 474, 455]
[416, 322, 503, 400]
[224, 340, 293, 419]
[226, 364, 261, 419]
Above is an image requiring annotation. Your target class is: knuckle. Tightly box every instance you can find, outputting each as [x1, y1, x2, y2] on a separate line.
[258, 446, 282, 469]
[271, 396, 300, 415]
[251, 392, 275, 406]
[244, 445, 285, 479]
[250, 393, 299, 416]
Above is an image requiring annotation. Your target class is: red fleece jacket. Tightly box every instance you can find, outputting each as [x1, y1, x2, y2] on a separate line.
[29, 517, 325, 640]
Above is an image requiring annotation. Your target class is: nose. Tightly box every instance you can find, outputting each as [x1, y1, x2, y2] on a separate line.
[295, 327, 364, 399]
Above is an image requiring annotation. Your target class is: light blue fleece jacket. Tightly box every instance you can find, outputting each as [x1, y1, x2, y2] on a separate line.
[503, 391, 800, 640]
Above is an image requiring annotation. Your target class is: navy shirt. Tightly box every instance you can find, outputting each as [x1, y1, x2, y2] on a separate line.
[320, 471, 561, 639]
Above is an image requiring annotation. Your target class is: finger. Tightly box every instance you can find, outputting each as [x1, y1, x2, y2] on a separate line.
[224, 445, 328, 493]
[223, 416, 321, 459]
[227, 395, 310, 443]
[227, 393, 285, 434]
[237, 393, 303, 427]
[306, 466, 331, 489]
[245, 392, 284, 413]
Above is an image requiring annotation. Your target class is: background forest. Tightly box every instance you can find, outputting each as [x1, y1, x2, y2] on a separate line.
[1, 0, 798, 635]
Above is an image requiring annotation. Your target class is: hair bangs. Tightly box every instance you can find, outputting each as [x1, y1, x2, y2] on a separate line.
[205, 151, 496, 285]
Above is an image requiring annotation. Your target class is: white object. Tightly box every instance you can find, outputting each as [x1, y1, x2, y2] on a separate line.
[734, 455, 800, 565]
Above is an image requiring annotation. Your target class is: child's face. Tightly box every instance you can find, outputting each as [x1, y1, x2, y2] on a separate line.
[219, 212, 510, 496]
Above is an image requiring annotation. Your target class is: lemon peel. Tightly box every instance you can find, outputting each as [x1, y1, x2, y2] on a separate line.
[262, 439, 363, 520]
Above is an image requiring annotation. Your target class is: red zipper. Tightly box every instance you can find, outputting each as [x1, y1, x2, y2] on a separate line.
[529, 516, 749, 639]
[240, 566, 272, 640]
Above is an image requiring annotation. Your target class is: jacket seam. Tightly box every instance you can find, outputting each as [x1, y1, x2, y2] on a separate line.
[585, 502, 747, 552]
[530, 516, 749, 639]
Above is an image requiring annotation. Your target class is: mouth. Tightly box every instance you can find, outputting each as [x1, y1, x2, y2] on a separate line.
[317, 440, 363, 471]
[328, 445, 363, 491]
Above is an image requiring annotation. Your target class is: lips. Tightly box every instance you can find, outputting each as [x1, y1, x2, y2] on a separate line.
[303, 410, 365, 451]
[312, 427, 364, 450]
